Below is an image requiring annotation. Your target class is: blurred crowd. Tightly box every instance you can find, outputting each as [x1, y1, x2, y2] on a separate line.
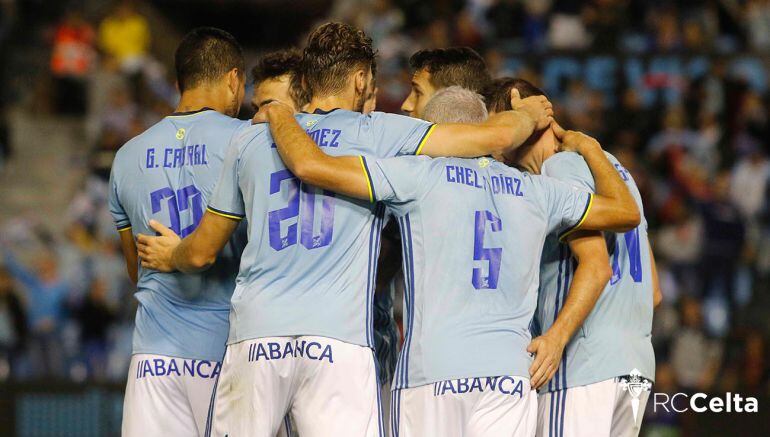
[0, 3, 769, 430]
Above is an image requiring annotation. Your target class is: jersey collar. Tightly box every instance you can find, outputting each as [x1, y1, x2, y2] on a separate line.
[169, 107, 215, 116]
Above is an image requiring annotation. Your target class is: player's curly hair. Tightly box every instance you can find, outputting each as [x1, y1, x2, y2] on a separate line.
[409, 47, 490, 93]
[302, 22, 377, 98]
[251, 49, 309, 108]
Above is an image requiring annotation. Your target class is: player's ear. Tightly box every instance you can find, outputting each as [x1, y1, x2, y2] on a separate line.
[227, 68, 241, 94]
[354, 69, 367, 96]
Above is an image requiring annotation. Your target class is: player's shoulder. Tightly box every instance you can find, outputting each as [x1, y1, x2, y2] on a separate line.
[198, 111, 248, 130]
[114, 118, 170, 159]
[229, 120, 271, 153]
[542, 151, 586, 172]
[542, 151, 596, 185]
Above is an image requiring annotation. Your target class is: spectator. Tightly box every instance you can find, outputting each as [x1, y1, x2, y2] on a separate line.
[98, 0, 153, 102]
[50, 10, 95, 115]
[98, 0, 150, 76]
[0, 106, 10, 171]
[745, 0, 770, 52]
[74, 278, 115, 381]
[0, 265, 27, 380]
[670, 297, 723, 392]
[730, 146, 770, 224]
[3, 249, 70, 378]
[697, 171, 746, 309]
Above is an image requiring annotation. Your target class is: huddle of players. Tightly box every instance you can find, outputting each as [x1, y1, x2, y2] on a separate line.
[110, 22, 659, 437]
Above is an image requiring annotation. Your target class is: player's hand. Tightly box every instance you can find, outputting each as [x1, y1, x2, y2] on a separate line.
[527, 332, 567, 390]
[511, 92, 553, 131]
[552, 122, 600, 155]
[136, 220, 181, 272]
[252, 99, 294, 124]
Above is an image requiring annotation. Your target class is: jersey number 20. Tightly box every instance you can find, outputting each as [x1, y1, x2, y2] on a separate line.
[268, 169, 335, 251]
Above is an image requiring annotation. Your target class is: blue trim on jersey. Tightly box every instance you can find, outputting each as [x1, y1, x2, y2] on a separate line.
[559, 389, 567, 437]
[373, 350, 385, 437]
[391, 388, 401, 437]
[204, 366, 220, 437]
[549, 246, 565, 392]
[401, 215, 417, 388]
[283, 416, 292, 435]
[394, 216, 409, 388]
[365, 208, 378, 347]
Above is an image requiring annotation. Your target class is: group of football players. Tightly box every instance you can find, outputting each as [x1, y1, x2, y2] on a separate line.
[111, 21, 659, 437]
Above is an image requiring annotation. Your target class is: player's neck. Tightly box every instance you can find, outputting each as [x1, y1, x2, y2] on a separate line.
[518, 135, 556, 175]
[175, 87, 229, 116]
[306, 93, 357, 113]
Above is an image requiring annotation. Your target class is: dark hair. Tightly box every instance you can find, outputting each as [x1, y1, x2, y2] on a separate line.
[251, 48, 308, 107]
[251, 49, 301, 85]
[302, 22, 376, 98]
[482, 77, 547, 113]
[408, 47, 490, 93]
[175, 27, 244, 93]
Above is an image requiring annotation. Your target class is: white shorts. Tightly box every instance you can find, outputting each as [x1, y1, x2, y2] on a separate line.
[122, 353, 222, 437]
[210, 336, 384, 437]
[536, 378, 651, 437]
[391, 376, 537, 437]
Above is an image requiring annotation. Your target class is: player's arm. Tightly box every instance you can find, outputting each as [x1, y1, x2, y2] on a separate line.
[649, 240, 662, 309]
[418, 95, 552, 158]
[264, 102, 371, 200]
[117, 228, 138, 284]
[554, 125, 640, 237]
[137, 212, 240, 273]
[528, 231, 611, 389]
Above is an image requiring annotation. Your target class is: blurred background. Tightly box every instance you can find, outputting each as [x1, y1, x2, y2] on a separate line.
[1, 0, 770, 435]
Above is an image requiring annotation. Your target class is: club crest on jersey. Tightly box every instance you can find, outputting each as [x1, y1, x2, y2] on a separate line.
[620, 368, 652, 423]
[478, 157, 490, 168]
[176, 128, 186, 140]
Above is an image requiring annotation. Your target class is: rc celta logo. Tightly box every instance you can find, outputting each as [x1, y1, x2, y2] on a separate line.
[654, 392, 759, 414]
[620, 368, 652, 422]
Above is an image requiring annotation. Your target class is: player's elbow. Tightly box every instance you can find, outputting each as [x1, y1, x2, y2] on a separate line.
[187, 251, 217, 272]
[597, 262, 613, 288]
[653, 287, 663, 309]
[584, 260, 612, 291]
[289, 158, 325, 186]
[614, 205, 641, 232]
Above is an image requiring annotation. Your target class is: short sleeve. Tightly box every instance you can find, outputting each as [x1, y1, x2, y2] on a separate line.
[535, 175, 593, 240]
[541, 152, 595, 193]
[207, 143, 245, 220]
[367, 112, 435, 157]
[108, 166, 131, 232]
[360, 155, 435, 215]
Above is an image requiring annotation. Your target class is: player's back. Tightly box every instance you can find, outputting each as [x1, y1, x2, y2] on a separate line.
[535, 151, 655, 393]
[208, 108, 433, 349]
[358, 155, 593, 389]
[109, 109, 247, 361]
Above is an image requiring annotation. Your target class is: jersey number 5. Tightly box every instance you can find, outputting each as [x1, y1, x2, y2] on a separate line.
[472, 210, 503, 290]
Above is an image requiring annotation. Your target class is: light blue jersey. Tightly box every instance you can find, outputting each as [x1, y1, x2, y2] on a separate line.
[208, 108, 433, 348]
[535, 151, 655, 393]
[360, 155, 593, 389]
[108, 109, 248, 361]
